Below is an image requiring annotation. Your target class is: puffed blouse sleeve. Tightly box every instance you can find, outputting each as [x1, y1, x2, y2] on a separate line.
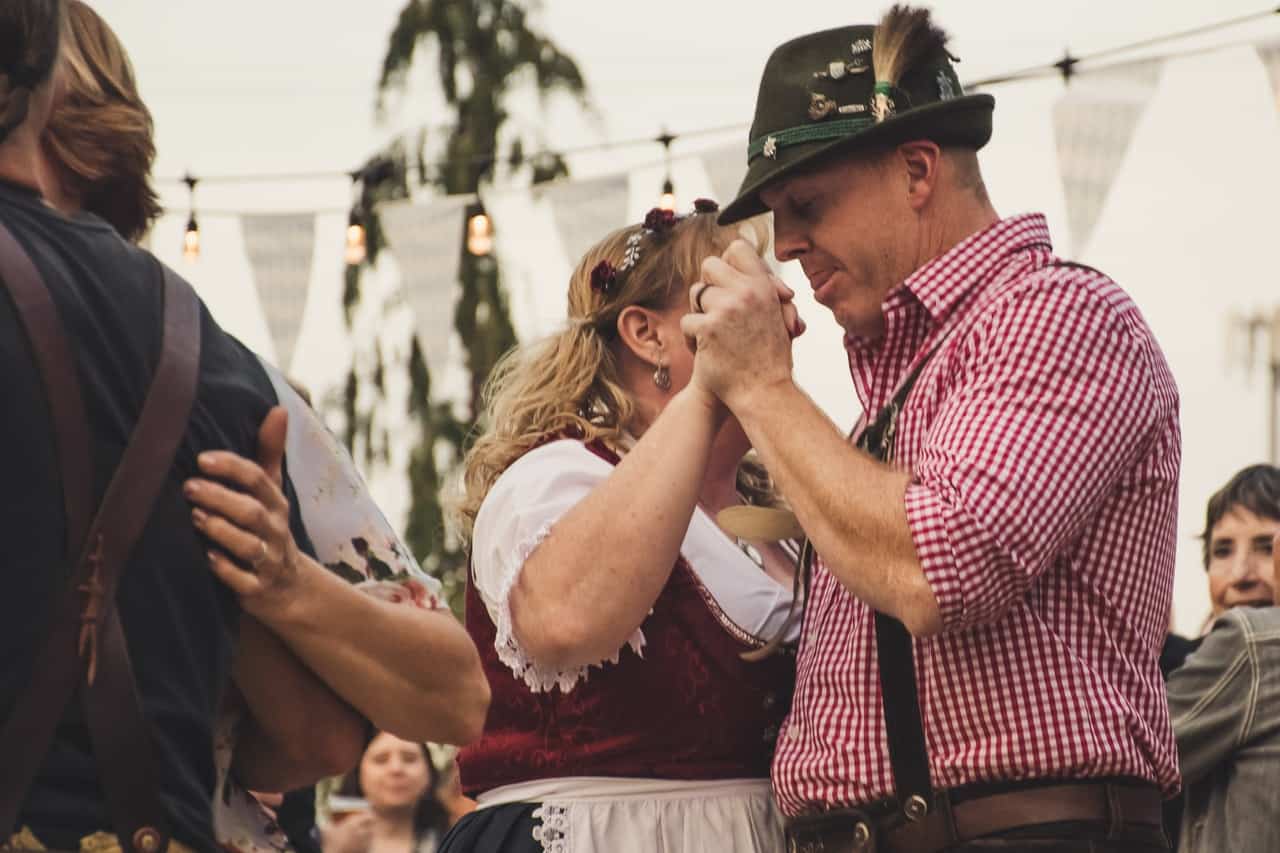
[471, 439, 645, 693]
[259, 358, 446, 610]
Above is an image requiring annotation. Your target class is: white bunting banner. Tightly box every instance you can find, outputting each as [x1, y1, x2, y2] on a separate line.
[380, 197, 471, 380]
[700, 142, 748, 209]
[1256, 39, 1280, 111]
[240, 213, 316, 373]
[542, 174, 629, 266]
[1052, 58, 1163, 253]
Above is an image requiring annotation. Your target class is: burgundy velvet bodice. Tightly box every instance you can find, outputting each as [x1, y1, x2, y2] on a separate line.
[459, 442, 795, 796]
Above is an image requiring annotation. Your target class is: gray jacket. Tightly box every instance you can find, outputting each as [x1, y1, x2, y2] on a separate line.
[1167, 606, 1280, 853]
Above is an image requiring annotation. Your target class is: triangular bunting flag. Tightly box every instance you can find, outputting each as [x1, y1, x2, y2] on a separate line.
[542, 174, 629, 265]
[240, 213, 316, 373]
[1256, 40, 1280, 110]
[1052, 58, 1162, 253]
[380, 197, 471, 380]
[700, 143, 748, 210]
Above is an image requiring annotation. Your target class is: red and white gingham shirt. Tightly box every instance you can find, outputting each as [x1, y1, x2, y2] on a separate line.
[772, 213, 1181, 816]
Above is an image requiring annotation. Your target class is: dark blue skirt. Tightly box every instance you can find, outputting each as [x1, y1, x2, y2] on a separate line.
[438, 803, 543, 853]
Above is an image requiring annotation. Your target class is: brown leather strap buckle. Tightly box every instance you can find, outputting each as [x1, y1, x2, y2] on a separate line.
[786, 809, 878, 853]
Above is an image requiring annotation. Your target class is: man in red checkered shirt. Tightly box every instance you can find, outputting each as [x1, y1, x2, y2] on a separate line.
[684, 6, 1179, 852]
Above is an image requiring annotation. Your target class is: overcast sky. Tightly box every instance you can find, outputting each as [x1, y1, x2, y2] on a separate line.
[94, 0, 1277, 210]
[90, 1, 1280, 633]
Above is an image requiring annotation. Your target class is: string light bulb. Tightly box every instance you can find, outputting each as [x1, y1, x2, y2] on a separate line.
[344, 209, 367, 266]
[656, 129, 677, 212]
[181, 173, 200, 263]
[466, 202, 493, 257]
[659, 177, 676, 212]
[183, 215, 200, 262]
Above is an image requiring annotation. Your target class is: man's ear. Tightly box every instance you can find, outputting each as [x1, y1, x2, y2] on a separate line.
[616, 305, 663, 365]
[898, 141, 941, 211]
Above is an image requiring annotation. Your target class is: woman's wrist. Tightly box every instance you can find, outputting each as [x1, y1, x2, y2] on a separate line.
[672, 382, 728, 431]
[246, 550, 327, 630]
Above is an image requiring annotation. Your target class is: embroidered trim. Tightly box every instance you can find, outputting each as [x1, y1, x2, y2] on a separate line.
[492, 522, 647, 693]
[680, 558, 767, 649]
[531, 804, 569, 853]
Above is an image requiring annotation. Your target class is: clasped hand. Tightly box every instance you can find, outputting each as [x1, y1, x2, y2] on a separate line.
[682, 239, 805, 412]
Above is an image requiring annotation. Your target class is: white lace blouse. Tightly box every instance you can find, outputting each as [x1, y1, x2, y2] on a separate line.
[470, 438, 799, 693]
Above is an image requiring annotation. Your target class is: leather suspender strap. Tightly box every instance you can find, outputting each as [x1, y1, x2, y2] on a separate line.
[0, 224, 202, 852]
[856, 356, 938, 823]
[77, 263, 201, 853]
[0, 221, 97, 839]
[0, 224, 93, 571]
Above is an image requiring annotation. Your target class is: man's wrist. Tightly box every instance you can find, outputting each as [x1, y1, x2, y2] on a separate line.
[725, 373, 799, 426]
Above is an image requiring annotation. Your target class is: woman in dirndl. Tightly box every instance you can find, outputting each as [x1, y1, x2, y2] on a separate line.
[441, 202, 804, 853]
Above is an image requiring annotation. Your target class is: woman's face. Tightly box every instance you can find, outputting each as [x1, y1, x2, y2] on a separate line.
[1206, 506, 1280, 616]
[359, 733, 432, 812]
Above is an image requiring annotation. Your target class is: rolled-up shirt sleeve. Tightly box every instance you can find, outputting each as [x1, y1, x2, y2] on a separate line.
[904, 279, 1164, 632]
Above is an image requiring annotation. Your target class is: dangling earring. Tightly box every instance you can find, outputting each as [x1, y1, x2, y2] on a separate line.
[653, 356, 671, 391]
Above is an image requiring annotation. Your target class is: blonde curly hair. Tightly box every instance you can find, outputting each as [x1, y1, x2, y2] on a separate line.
[451, 207, 777, 541]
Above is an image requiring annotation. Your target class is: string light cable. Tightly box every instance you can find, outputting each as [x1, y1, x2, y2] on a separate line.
[157, 5, 1280, 258]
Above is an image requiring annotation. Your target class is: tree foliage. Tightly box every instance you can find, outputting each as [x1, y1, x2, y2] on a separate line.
[343, 0, 589, 614]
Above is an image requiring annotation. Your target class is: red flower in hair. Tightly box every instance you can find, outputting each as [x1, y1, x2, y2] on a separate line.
[693, 198, 719, 213]
[643, 207, 678, 232]
[590, 259, 617, 294]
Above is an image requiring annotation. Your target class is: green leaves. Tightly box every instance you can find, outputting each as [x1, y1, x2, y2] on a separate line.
[350, 0, 591, 616]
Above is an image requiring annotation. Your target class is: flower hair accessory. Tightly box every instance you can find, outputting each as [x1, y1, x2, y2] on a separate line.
[643, 207, 678, 232]
[614, 200, 720, 279]
[590, 259, 618, 294]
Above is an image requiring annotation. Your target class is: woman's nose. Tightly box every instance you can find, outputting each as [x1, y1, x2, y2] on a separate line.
[1230, 554, 1263, 589]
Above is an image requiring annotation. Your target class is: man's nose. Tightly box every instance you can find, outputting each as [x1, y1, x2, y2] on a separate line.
[772, 216, 808, 263]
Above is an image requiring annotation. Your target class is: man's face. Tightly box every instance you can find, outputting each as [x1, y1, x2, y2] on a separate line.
[1206, 506, 1280, 616]
[760, 150, 919, 339]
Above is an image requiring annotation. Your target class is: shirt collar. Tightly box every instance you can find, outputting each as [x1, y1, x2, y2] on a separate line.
[901, 212, 1053, 323]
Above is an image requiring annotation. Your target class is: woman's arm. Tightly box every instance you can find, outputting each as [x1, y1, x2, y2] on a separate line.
[187, 408, 490, 746]
[504, 386, 724, 670]
[228, 615, 366, 791]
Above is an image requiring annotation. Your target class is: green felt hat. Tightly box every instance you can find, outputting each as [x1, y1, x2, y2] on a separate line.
[719, 15, 995, 225]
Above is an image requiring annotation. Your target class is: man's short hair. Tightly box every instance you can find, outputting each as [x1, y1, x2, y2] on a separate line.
[1200, 464, 1280, 568]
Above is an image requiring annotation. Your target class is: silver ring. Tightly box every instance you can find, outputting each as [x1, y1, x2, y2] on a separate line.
[249, 538, 269, 569]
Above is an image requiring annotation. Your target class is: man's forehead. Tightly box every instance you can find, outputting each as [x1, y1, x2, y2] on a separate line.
[760, 162, 843, 205]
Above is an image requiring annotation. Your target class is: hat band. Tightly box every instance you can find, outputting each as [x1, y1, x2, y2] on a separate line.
[747, 117, 874, 162]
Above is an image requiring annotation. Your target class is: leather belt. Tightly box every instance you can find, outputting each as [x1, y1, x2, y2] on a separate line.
[785, 781, 1164, 853]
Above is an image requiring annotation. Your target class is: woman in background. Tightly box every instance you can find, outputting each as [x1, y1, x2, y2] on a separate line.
[324, 733, 453, 853]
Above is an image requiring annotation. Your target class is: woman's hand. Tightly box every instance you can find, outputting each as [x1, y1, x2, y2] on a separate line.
[322, 811, 375, 853]
[185, 406, 301, 621]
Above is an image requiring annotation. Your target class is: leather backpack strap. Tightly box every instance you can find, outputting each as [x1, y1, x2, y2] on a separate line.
[0, 221, 97, 837]
[77, 265, 201, 852]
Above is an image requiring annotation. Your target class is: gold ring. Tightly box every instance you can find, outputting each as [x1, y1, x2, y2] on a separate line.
[693, 283, 711, 313]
